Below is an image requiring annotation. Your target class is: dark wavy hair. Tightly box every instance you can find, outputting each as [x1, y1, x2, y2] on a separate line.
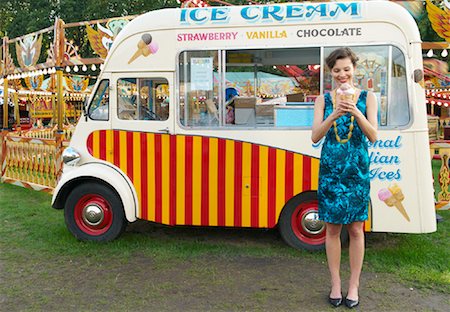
[325, 47, 359, 69]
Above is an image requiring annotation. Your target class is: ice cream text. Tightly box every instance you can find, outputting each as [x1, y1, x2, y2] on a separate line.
[180, 2, 361, 25]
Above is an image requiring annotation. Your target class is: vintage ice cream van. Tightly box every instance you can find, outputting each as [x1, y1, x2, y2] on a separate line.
[52, 1, 436, 250]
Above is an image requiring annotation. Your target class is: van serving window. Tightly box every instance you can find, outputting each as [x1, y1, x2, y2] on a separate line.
[117, 78, 169, 121]
[178, 45, 410, 129]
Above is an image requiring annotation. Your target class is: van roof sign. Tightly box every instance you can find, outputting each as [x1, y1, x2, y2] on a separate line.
[180, 2, 361, 26]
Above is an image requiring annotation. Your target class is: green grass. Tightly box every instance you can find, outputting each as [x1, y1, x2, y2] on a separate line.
[0, 182, 449, 294]
[0, 183, 306, 262]
[364, 221, 449, 293]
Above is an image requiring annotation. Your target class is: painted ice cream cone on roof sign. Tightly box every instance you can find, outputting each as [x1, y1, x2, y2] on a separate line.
[127, 33, 159, 64]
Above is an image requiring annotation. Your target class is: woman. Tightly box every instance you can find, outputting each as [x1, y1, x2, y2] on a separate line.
[311, 47, 377, 309]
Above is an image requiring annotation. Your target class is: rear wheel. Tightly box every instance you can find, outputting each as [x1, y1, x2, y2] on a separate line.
[279, 192, 326, 251]
[64, 182, 127, 241]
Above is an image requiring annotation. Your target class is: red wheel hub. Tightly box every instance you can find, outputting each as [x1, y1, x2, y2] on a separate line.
[291, 200, 326, 246]
[74, 194, 113, 235]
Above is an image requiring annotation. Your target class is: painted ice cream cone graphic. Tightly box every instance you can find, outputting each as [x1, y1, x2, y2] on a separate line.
[128, 33, 159, 64]
[337, 83, 355, 102]
[377, 184, 410, 222]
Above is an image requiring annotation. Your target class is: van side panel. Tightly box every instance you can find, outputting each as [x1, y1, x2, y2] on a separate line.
[85, 130, 331, 229]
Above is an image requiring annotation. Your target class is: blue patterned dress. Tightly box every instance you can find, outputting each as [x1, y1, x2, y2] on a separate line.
[318, 91, 370, 224]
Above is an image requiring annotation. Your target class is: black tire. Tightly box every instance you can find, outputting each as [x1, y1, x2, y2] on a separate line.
[279, 192, 326, 251]
[279, 192, 349, 251]
[64, 182, 127, 241]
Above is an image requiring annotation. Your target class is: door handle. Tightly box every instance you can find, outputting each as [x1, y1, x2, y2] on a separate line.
[158, 127, 170, 133]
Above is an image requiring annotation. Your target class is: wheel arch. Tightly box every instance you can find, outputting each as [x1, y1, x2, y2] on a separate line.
[282, 190, 318, 216]
[52, 163, 138, 222]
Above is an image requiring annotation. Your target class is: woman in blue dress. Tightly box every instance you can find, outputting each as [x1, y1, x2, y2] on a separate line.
[311, 48, 378, 309]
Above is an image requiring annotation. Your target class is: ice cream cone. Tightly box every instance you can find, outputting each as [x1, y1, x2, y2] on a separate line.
[378, 185, 410, 222]
[337, 83, 355, 103]
[393, 201, 410, 222]
[388, 184, 405, 201]
[128, 49, 144, 64]
[340, 94, 355, 102]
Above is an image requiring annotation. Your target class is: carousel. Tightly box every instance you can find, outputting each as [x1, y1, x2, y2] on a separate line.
[0, 14, 135, 191]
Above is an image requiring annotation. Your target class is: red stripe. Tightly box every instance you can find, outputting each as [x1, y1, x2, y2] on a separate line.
[303, 156, 311, 191]
[285, 151, 294, 201]
[217, 138, 226, 226]
[140, 133, 148, 220]
[184, 136, 193, 225]
[99, 130, 106, 160]
[154, 134, 162, 223]
[169, 135, 177, 225]
[87, 133, 93, 155]
[126, 132, 133, 181]
[113, 130, 120, 167]
[234, 141, 242, 227]
[267, 147, 277, 227]
[201, 137, 210, 226]
[251, 144, 260, 227]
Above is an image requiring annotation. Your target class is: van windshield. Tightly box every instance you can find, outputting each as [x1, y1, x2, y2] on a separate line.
[88, 79, 109, 121]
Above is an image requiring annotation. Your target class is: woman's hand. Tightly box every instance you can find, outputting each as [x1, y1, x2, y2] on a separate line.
[332, 97, 355, 120]
[336, 97, 363, 119]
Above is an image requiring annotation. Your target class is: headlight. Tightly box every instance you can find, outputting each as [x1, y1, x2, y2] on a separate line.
[62, 147, 81, 166]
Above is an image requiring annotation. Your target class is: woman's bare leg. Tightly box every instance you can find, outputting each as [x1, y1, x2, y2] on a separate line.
[346, 221, 365, 300]
[326, 222, 343, 298]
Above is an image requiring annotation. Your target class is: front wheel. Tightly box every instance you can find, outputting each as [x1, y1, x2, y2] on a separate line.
[64, 182, 127, 241]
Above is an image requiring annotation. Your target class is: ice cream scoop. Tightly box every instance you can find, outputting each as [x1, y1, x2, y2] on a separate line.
[148, 41, 159, 54]
[336, 83, 356, 102]
[128, 33, 156, 64]
[378, 185, 410, 222]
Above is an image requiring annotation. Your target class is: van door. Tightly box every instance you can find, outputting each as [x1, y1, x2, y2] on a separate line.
[111, 72, 174, 134]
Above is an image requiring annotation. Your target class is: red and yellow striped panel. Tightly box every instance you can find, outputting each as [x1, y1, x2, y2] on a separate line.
[87, 130, 320, 228]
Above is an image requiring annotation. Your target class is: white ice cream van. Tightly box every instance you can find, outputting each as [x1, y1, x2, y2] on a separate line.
[52, 1, 436, 250]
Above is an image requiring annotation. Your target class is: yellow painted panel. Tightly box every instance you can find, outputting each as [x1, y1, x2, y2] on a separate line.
[147, 134, 155, 221]
[311, 158, 320, 190]
[92, 131, 100, 158]
[209, 137, 218, 226]
[119, 131, 127, 175]
[276, 149, 286, 217]
[293, 154, 303, 194]
[176, 136, 186, 225]
[225, 140, 235, 226]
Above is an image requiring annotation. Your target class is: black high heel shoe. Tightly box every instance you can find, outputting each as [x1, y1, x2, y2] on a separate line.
[344, 297, 359, 309]
[328, 294, 343, 307]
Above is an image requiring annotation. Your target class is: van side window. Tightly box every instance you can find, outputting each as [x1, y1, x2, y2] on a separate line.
[178, 51, 219, 127]
[179, 45, 410, 129]
[324, 45, 410, 128]
[117, 78, 169, 121]
[88, 79, 109, 121]
[178, 48, 321, 128]
[226, 48, 320, 128]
